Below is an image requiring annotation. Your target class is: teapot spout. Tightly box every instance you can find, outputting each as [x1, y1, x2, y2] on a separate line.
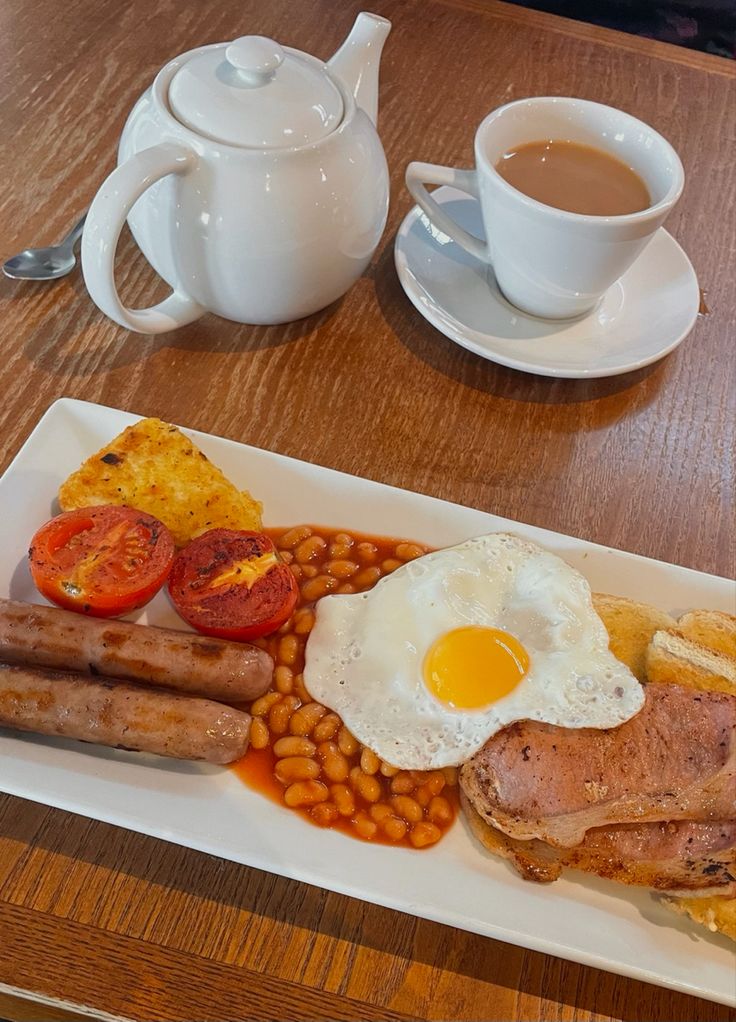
[327, 12, 391, 126]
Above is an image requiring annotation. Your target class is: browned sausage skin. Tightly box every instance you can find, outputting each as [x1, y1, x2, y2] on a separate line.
[0, 598, 273, 702]
[0, 663, 250, 764]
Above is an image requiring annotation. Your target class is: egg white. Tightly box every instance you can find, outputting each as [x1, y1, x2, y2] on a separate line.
[303, 533, 644, 770]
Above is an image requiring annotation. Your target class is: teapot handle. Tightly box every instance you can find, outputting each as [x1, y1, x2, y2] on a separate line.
[81, 143, 205, 334]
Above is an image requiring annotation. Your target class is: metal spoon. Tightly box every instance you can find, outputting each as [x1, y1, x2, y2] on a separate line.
[3, 213, 87, 281]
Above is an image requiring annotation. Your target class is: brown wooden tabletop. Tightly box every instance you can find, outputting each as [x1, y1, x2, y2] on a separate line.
[1, 0, 734, 1019]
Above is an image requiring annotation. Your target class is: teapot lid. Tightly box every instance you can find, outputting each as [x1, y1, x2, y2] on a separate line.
[168, 36, 344, 148]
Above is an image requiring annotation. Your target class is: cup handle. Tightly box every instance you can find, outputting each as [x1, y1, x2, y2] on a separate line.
[81, 143, 206, 334]
[405, 162, 490, 264]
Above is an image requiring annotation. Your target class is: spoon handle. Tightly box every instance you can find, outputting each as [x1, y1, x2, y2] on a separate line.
[64, 213, 87, 249]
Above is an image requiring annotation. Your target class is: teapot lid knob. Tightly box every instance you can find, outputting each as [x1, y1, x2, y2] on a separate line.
[225, 36, 285, 85]
[168, 35, 344, 148]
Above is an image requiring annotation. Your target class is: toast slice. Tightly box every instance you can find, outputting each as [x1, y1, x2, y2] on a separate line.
[651, 609, 736, 939]
[646, 628, 736, 696]
[677, 610, 736, 658]
[664, 894, 736, 942]
[592, 593, 675, 681]
[59, 417, 262, 547]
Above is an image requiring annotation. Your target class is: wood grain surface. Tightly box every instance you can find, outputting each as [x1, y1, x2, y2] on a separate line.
[0, 1, 734, 1020]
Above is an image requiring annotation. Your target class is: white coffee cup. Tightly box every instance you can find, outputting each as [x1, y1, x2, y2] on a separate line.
[405, 97, 684, 319]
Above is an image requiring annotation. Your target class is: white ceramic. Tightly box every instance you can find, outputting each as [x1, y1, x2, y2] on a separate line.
[81, 13, 391, 332]
[1, 398, 734, 1007]
[406, 97, 685, 319]
[395, 185, 699, 378]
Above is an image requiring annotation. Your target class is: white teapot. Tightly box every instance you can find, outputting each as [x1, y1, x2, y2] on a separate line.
[82, 13, 391, 333]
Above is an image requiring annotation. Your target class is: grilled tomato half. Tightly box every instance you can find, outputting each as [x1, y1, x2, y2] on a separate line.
[29, 505, 175, 617]
[168, 529, 298, 641]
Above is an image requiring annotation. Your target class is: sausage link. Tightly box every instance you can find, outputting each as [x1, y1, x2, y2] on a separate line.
[0, 663, 250, 764]
[0, 599, 273, 702]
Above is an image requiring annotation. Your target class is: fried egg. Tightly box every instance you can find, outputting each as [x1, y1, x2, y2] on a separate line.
[303, 533, 644, 769]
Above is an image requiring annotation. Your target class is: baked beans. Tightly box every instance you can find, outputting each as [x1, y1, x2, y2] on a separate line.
[233, 525, 457, 849]
[273, 736, 316, 758]
[312, 712, 340, 743]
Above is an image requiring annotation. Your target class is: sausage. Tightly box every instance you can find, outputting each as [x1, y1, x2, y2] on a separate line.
[0, 663, 251, 764]
[0, 599, 273, 703]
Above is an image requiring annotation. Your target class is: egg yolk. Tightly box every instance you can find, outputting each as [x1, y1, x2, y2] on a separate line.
[423, 626, 529, 709]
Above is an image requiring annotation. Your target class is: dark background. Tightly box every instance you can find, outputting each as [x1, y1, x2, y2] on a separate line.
[509, 0, 735, 57]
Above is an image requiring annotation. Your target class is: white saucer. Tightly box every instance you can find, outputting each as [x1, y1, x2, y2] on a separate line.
[394, 186, 700, 379]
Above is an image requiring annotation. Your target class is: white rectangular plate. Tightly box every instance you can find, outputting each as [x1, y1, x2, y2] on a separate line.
[1, 398, 734, 1006]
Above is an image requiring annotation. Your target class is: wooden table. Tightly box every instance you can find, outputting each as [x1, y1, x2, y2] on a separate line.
[1, 1, 734, 1019]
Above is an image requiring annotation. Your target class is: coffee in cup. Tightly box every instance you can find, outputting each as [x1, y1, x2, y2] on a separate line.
[495, 140, 650, 217]
[405, 98, 684, 319]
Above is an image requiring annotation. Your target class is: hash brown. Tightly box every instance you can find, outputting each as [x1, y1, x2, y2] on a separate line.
[58, 417, 262, 547]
